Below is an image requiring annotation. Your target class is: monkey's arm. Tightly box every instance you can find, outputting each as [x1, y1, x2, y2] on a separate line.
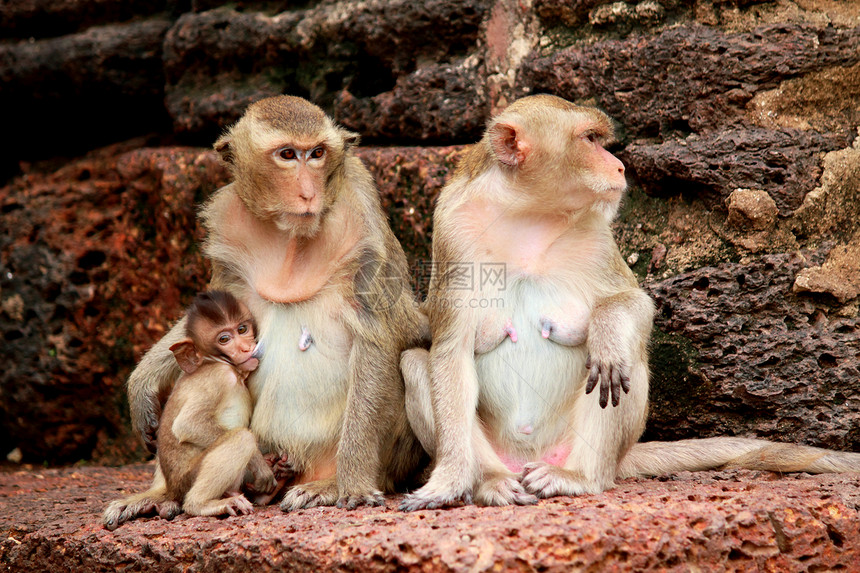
[585, 287, 655, 408]
[128, 318, 187, 453]
[333, 240, 415, 509]
[331, 333, 398, 509]
[170, 390, 223, 448]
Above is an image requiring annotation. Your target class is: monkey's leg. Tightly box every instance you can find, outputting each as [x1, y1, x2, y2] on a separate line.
[102, 461, 174, 530]
[182, 429, 257, 517]
[401, 348, 436, 457]
[471, 429, 539, 507]
[522, 358, 649, 497]
[400, 346, 536, 510]
[399, 339, 481, 511]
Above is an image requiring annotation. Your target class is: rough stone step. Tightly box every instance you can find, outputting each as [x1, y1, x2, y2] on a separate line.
[1, 463, 858, 571]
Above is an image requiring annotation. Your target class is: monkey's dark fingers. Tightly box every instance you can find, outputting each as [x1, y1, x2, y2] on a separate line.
[598, 370, 610, 409]
[142, 423, 159, 454]
[610, 365, 622, 407]
[621, 373, 631, 394]
[140, 402, 162, 454]
[585, 363, 600, 394]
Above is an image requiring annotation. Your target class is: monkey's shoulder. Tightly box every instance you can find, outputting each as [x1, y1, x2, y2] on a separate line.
[169, 363, 248, 401]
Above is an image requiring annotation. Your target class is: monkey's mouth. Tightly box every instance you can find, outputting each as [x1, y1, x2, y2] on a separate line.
[237, 356, 260, 372]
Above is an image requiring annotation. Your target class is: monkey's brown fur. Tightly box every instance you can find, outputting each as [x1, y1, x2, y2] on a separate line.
[125, 96, 426, 513]
[400, 94, 860, 511]
[103, 291, 275, 529]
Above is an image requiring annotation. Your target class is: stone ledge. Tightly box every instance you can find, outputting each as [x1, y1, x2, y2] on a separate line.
[2, 464, 858, 571]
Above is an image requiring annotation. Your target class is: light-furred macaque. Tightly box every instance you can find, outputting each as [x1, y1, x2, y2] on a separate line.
[103, 291, 276, 529]
[400, 94, 860, 510]
[125, 95, 425, 512]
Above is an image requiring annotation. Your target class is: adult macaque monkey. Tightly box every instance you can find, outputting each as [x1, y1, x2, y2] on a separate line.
[104, 291, 277, 529]
[126, 95, 425, 511]
[400, 94, 860, 510]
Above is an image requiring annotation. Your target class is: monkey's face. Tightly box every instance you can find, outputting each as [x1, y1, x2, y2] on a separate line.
[490, 97, 627, 214]
[202, 314, 260, 372]
[564, 114, 627, 204]
[217, 99, 355, 238]
[265, 138, 333, 235]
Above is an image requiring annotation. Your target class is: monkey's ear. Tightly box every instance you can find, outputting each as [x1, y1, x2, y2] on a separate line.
[340, 128, 360, 150]
[214, 134, 235, 165]
[489, 122, 531, 167]
[169, 339, 201, 375]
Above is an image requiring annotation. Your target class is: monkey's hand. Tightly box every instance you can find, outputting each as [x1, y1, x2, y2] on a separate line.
[139, 399, 162, 454]
[264, 453, 298, 482]
[584, 354, 631, 409]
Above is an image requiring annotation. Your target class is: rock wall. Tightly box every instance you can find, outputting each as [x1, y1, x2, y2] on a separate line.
[1, 0, 859, 465]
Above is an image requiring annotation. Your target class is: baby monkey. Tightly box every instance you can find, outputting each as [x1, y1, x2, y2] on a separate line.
[103, 291, 280, 529]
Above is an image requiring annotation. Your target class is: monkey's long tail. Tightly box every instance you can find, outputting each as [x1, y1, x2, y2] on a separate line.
[617, 437, 860, 479]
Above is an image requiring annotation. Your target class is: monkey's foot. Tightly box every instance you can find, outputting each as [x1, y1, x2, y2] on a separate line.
[157, 500, 182, 520]
[279, 477, 339, 511]
[521, 462, 594, 498]
[102, 496, 162, 530]
[475, 473, 538, 506]
[221, 494, 254, 516]
[187, 494, 254, 517]
[245, 467, 278, 496]
[336, 489, 385, 510]
[399, 482, 473, 511]
[299, 326, 314, 351]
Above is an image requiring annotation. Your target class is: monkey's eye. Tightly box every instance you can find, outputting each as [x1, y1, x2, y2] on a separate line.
[310, 147, 325, 159]
[584, 132, 598, 143]
[218, 333, 231, 345]
[278, 148, 297, 160]
[237, 324, 248, 335]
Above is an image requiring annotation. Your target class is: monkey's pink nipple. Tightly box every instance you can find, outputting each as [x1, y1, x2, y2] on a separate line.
[251, 341, 265, 359]
[540, 318, 552, 339]
[518, 424, 534, 435]
[504, 321, 518, 343]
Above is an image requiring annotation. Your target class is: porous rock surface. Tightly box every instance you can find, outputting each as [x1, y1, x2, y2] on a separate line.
[2, 463, 859, 571]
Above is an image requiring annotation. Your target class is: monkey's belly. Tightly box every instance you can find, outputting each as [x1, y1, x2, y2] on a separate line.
[475, 280, 589, 462]
[246, 296, 353, 457]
